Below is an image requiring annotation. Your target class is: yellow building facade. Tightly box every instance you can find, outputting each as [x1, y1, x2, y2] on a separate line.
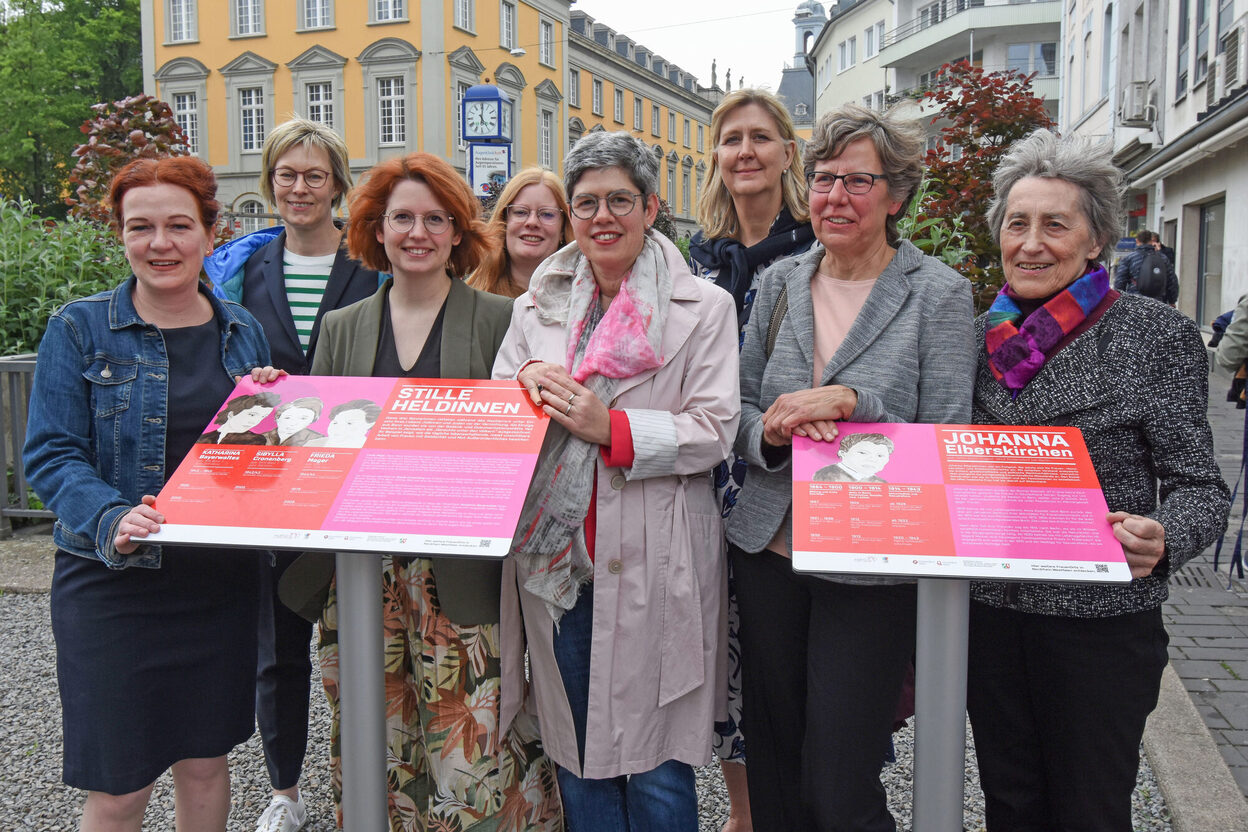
[140, 0, 717, 233]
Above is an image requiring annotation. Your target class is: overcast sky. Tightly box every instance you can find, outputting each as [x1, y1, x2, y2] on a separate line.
[571, 1, 801, 95]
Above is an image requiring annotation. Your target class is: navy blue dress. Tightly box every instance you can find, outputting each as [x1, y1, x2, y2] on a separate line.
[50, 319, 261, 794]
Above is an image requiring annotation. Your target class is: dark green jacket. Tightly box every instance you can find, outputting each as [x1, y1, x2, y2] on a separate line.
[278, 277, 514, 625]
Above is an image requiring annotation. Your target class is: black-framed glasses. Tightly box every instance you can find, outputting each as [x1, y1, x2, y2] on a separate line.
[806, 171, 887, 194]
[272, 168, 331, 189]
[568, 190, 644, 220]
[505, 205, 563, 225]
[384, 210, 455, 235]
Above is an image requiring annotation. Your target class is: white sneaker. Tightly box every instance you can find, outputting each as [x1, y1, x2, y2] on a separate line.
[255, 794, 308, 832]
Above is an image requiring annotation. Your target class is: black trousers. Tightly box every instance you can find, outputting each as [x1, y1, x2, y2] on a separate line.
[966, 601, 1168, 832]
[730, 544, 916, 832]
[256, 549, 315, 791]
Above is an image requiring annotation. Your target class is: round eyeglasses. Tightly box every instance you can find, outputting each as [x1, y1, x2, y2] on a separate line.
[806, 171, 887, 195]
[272, 168, 331, 189]
[384, 210, 455, 235]
[568, 190, 644, 220]
[505, 205, 563, 225]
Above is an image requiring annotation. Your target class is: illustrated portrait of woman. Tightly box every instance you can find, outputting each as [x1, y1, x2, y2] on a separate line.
[265, 397, 325, 447]
[196, 391, 281, 445]
[305, 399, 380, 449]
[812, 432, 896, 483]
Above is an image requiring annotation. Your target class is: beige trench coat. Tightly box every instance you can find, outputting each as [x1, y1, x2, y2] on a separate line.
[493, 239, 740, 779]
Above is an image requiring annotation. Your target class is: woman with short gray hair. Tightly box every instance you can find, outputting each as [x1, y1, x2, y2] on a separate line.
[494, 130, 740, 830]
[727, 103, 975, 830]
[968, 128, 1229, 830]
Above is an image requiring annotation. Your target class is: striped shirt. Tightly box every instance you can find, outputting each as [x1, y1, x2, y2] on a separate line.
[283, 249, 336, 352]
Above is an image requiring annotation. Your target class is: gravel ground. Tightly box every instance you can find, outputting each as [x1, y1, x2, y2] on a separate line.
[1, 590, 1172, 831]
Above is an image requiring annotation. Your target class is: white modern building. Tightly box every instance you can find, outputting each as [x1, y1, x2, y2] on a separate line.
[878, 0, 1062, 135]
[809, 0, 896, 118]
[1110, 0, 1248, 324]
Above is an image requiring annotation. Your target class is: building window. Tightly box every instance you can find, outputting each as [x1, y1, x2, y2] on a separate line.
[838, 37, 857, 71]
[239, 87, 265, 152]
[668, 111, 676, 141]
[540, 19, 555, 65]
[697, 124, 704, 151]
[634, 97, 643, 130]
[372, 0, 404, 23]
[875, 21, 885, 52]
[299, 0, 332, 29]
[614, 88, 624, 122]
[454, 81, 470, 148]
[652, 105, 660, 136]
[239, 199, 266, 234]
[173, 92, 199, 154]
[919, 0, 946, 28]
[539, 109, 554, 168]
[864, 23, 877, 58]
[592, 78, 603, 115]
[683, 118, 691, 147]
[233, 0, 263, 36]
[306, 82, 333, 127]
[167, 0, 196, 42]
[569, 69, 580, 107]
[1007, 42, 1058, 76]
[1177, 0, 1190, 95]
[454, 0, 473, 30]
[682, 169, 691, 214]
[795, 103, 808, 116]
[378, 76, 406, 144]
[873, 90, 885, 110]
[666, 161, 675, 203]
[500, 1, 517, 49]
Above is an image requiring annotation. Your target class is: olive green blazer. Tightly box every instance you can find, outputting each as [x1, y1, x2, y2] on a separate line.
[278, 277, 514, 625]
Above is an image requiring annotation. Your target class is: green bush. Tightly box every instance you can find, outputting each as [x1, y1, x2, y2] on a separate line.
[0, 197, 129, 356]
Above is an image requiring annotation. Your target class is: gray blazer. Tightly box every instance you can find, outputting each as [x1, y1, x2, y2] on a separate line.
[725, 241, 976, 578]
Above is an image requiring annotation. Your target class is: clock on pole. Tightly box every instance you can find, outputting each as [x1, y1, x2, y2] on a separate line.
[462, 84, 514, 197]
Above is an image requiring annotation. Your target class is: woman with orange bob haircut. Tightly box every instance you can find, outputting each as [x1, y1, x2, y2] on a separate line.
[468, 167, 570, 298]
[283, 152, 562, 831]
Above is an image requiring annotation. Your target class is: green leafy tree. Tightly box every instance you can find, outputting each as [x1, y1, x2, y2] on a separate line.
[0, 197, 130, 356]
[0, 0, 141, 217]
[917, 60, 1055, 310]
[65, 94, 190, 225]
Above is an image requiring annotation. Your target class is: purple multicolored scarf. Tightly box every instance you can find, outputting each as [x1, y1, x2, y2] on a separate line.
[985, 264, 1110, 395]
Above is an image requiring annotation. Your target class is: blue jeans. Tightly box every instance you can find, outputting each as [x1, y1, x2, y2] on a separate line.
[552, 582, 698, 832]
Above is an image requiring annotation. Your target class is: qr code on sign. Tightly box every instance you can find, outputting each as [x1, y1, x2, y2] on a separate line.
[480, 539, 491, 547]
[1095, 564, 1108, 573]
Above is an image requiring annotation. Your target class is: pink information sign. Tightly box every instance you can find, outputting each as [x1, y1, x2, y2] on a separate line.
[149, 375, 548, 557]
[790, 423, 1131, 582]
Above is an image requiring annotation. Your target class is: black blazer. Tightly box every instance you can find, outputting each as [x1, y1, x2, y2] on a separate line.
[240, 230, 381, 373]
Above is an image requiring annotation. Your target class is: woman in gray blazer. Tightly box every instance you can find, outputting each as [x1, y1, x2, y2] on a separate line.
[726, 104, 976, 831]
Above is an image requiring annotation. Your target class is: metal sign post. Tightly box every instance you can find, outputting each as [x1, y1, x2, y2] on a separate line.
[335, 552, 389, 831]
[912, 578, 971, 831]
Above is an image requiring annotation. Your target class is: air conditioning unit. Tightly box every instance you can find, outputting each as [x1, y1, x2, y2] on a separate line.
[1207, 55, 1224, 108]
[1224, 25, 1246, 92]
[1120, 81, 1153, 127]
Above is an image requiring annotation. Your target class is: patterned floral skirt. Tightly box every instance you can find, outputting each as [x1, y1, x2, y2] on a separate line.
[319, 555, 563, 832]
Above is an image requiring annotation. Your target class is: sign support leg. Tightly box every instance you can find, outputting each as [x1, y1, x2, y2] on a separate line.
[335, 552, 389, 831]
[912, 578, 970, 831]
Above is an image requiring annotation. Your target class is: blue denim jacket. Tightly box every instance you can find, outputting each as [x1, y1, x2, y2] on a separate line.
[23, 277, 270, 569]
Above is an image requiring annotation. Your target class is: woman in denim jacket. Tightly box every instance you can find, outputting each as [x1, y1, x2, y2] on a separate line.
[23, 156, 275, 832]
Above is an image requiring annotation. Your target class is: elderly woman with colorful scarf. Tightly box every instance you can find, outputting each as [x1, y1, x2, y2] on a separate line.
[493, 131, 740, 831]
[968, 128, 1229, 831]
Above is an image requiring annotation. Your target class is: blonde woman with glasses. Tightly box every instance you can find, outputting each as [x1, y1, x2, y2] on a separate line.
[469, 167, 571, 298]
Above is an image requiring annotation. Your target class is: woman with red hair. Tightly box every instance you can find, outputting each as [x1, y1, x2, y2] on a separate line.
[281, 152, 562, 831]
[24, 155, 276, 830]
